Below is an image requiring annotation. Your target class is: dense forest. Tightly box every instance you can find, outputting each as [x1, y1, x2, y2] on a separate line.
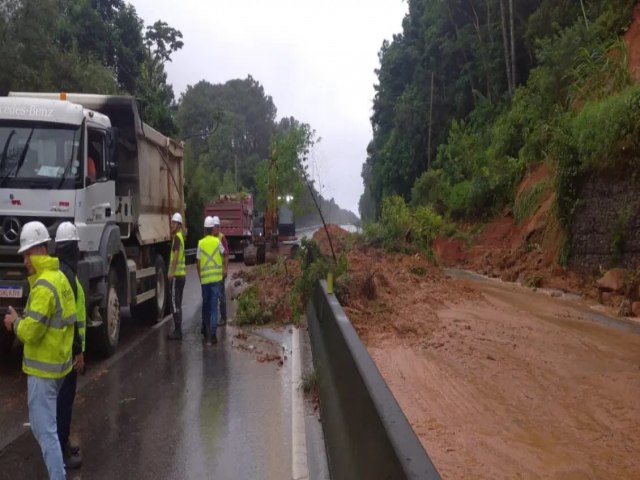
[176, 77, 358, 243]
[0, 0, 357, 246]
[360, 0, 638, 235]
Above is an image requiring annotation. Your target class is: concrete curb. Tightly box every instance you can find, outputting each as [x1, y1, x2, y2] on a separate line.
[292, 326, 310, 480]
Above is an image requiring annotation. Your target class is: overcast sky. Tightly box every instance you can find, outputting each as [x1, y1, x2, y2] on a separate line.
[131, 0, 407, 215]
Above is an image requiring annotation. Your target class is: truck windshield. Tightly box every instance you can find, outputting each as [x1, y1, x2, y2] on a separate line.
[0, 123, 82, 189]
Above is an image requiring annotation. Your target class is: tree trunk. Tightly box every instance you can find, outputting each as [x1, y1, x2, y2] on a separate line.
[446, 1, 477, 106]
[499, 0, 512, 95]
[509, 0, 516, 89]
[427, 71, 434, 170]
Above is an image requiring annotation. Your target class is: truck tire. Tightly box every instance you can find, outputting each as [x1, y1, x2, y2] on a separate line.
[95, 268, 120, 357]
[0, 328, 14, 356]
[132, 255, 168, 324]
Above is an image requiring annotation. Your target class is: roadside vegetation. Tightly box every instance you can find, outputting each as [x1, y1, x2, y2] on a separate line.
[360, 0, 638, 267]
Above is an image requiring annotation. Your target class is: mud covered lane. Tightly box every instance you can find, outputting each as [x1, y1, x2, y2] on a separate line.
[364, 278, 640, 479]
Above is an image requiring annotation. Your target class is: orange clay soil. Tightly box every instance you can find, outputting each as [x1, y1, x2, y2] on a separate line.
[344, 257, 640, 479]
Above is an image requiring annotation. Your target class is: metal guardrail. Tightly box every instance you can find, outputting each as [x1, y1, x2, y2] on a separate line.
[306, 280, 441, 479]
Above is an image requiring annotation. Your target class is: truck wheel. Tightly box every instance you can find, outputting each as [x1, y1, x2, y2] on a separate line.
[95, 268, 120, 357]
[0, 328, 14, 356]
[132, 255, 167, 324]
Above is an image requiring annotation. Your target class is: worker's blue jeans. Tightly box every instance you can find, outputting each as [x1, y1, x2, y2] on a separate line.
[201, 281, 221, 340]
[219, 276, 227, 321]
[28, 375, 66, 480]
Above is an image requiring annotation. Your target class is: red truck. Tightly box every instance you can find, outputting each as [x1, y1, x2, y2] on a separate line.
[203, 194, 254, 259]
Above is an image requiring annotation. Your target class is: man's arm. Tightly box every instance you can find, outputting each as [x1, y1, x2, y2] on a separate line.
[222, 237, 229, 277]
[168, 235, 180, 279]
[195, 243, 201, 281]
[12, 284, 55, 345]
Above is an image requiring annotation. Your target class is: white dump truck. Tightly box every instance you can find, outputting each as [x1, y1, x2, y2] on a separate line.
[0, 92, 184, 356]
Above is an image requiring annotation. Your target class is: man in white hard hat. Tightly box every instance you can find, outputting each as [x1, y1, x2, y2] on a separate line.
[3, 221, 76, 480]
[197, 216, 225, 345]
[167, 213, 186, 340]
[54, 222, 85, 469]
[211, 216, 229, 326]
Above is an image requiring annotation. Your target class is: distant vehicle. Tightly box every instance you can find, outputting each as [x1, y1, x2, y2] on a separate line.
[243, 149, 299, 265]
[203, 193, 253, 260]
[0, 92, 184, 357]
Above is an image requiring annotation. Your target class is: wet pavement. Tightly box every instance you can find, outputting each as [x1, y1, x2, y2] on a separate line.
[0, 264, 325, 480]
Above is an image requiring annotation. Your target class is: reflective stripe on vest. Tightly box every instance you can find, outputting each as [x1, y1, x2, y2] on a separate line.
[23, 279, 76, 329]
[171, 231, 186, 277]
[23, 356, 73, 374]
[199, 236, 223, 284]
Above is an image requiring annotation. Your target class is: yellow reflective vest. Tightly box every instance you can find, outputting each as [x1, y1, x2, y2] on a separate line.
[14, 255, 76, 379]
[170, 230, 186, 277]
[198, 235, 223, 285]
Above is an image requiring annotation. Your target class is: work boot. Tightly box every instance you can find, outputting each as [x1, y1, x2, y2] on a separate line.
[63, 444, 82, 469]
[167, 330, 182, 340]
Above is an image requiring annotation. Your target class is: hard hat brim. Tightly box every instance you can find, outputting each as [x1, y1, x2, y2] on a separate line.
[18, 239, 50, 254]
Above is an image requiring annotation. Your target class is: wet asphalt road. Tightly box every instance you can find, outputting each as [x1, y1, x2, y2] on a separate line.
[0, 264, 309, 480]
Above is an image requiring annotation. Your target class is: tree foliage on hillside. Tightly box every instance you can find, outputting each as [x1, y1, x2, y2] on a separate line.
[361, 0, 636, 221]
[0, 0, 181, 134]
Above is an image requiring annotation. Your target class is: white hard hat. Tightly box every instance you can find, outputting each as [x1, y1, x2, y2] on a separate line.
[212, 216, 221, 226]
[55, 222, 79, 243]
[204, 216, 215, 228]
[171, 212, 183, 224]
[18, 221, 51, 254]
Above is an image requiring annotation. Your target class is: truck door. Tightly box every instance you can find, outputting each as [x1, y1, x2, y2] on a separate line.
[75, 127, 116, 252]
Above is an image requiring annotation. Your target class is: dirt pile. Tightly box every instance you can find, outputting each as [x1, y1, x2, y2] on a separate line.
[312, 224, 352, 256]
[339, 247, 478, 344]
[434, 163, 597, 299]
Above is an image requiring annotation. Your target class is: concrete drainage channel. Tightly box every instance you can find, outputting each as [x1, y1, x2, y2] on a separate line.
[306, 280, 441, 480]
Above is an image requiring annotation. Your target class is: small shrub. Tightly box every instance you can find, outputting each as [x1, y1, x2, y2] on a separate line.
[610, 207, 633, 266]
[514, 181, 549, 224]
[300, 369, 319, 394]
[410, 266, 427, 276]
[236, 285, 266, 325]
[523, 275, 543, 288]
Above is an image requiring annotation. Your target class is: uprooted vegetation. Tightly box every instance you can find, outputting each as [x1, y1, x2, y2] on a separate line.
[235, 226, 352, 326]
[234, 224, 476, 335]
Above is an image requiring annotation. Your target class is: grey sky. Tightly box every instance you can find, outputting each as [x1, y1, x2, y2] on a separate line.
[131, 0, 407, 215]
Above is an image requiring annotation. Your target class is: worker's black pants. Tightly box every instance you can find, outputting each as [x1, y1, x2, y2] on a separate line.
[171, 276, 186, 333]
[219, 276, 227, 321]
[57, 368, 77, 450]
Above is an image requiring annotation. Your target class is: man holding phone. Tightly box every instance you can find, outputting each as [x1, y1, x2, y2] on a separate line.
[3, 221, 76, 480]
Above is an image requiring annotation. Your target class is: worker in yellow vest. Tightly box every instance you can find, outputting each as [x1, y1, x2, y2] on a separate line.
[3, 221, 76, 480]
[167, 212, 186, 340]
[197, 216, 227, 345]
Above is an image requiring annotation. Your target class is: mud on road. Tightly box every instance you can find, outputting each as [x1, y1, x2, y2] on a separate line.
[342, 249, 640, 479]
